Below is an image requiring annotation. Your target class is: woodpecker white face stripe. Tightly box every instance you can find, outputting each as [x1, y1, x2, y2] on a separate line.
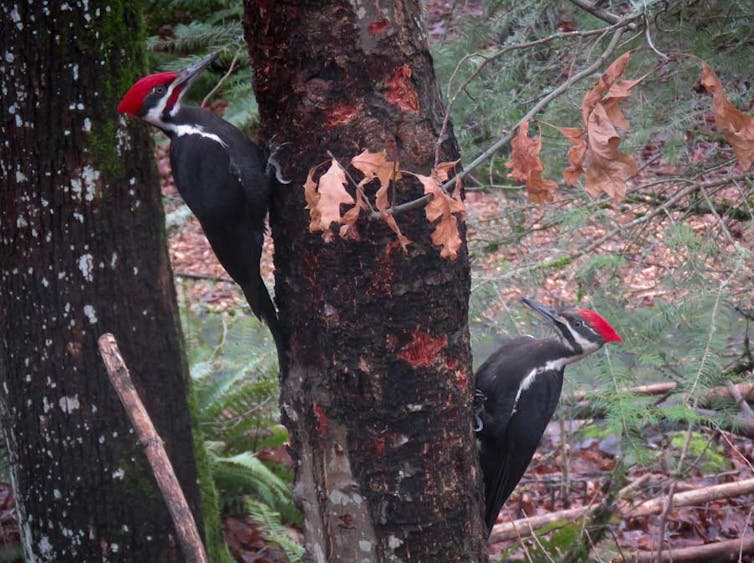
[569, 327, 601, 355]
[143, 81, 178, 127]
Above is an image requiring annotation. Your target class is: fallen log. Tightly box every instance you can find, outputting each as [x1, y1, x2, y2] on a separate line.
[566, 381, 754, 406]
[489, 477, 754, 543]
[625, 477, 754, 518]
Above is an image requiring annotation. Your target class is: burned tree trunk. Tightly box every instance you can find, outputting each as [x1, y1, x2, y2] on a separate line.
[244, 1, 487, 560]
[0, 1, 224, 561]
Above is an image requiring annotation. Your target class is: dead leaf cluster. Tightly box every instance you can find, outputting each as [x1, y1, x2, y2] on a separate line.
[562, 52, 640, 200]
[505, 53, 641, 202]
[507, 55, 754, 205]
[304, 150, 466, 259]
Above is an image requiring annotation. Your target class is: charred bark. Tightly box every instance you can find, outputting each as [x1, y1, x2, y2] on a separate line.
[0, 2, 223, 561]
[244, 1, 487, 561]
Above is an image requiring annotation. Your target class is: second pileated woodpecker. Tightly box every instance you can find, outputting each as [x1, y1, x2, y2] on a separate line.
[118, 54, 286, 365]
[475, 298, 622, 535]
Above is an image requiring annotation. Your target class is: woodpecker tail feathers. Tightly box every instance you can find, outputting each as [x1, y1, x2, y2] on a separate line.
[240, 278, 288, 373]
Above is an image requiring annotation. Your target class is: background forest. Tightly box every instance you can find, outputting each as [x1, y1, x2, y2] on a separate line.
[1, 0, 752, 561]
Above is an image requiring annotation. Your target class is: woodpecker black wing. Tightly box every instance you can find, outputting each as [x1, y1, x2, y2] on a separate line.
[475, 336, 537, 437]
[169, 132, 283, 354]
[480, 367, 564, 533]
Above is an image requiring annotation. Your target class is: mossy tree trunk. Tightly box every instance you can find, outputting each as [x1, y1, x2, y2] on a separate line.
[244, 1, 487, 561]
[0, 1, 225, 561]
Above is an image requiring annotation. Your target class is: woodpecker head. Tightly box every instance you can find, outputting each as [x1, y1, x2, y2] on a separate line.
[522, 297, 622, 357]
[117, 53, 218, 131]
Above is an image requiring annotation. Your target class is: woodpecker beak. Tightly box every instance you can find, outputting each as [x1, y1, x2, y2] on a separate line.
[521, 298, 559, 324]
[173, 52, 219, 91]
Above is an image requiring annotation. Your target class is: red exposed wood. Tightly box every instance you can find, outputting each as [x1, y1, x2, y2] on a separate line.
[398, 330, 447, 367]
[385, 65, 420, 112]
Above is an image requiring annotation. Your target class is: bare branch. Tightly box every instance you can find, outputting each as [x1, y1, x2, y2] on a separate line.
[567, 0, 637, 29]
[202, 48, 241, 108]
[98, 334, 208, 563]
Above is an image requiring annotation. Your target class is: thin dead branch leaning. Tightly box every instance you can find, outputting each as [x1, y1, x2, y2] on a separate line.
[98, 333, 208, 563]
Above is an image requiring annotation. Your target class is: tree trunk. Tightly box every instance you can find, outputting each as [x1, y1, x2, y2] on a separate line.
[0, 2, 224, 561]
[243, 1, 487, 561]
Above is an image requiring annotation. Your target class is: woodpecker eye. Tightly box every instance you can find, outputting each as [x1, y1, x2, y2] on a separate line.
[154, 85, 166, 95]
[573, 320, 583, 327]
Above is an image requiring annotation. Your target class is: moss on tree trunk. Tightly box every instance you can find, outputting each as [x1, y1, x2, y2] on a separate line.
[0, 1, 226, 560]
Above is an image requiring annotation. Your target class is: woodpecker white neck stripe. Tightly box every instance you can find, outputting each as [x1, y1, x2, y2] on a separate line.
[165, 123, 227, 147]
[511, 358, 569, 413]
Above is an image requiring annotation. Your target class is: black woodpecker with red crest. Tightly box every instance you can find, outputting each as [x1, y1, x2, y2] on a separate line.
[475, 297, 622, 535]
[118, 53, 286, 366]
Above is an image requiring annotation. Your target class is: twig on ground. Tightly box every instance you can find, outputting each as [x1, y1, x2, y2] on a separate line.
[618, 473, 651, 497]
[715, 427, 754, 475]
[175, 271, 235, 284]
[699, 185, 737, 245]
[630, 535, 754, 562]
[98, 334, 208, 563]
[727, 381, 754, 419]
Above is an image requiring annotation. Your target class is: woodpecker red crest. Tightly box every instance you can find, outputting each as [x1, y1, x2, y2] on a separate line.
[577, 309, 622, 343]
[117, 72, 178, 116]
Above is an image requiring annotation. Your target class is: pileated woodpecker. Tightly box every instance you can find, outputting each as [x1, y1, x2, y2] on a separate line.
[118, 54, 285, 365]
[475, 298, 622, 534]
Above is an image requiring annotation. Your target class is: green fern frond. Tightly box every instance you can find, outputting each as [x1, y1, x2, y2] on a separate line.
[245, 499, 305, 561]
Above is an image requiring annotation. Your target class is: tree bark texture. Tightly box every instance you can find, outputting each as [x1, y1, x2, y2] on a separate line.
[0, 2, 224, 561]
[244, 2, 487, 561]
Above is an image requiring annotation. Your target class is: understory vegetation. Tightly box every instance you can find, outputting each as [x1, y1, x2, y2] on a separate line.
[102, 0, 754, 560]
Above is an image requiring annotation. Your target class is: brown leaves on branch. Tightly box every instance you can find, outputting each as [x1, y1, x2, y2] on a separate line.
[505, 121, 558, 203]
[507, 54, 641, 202]
[351, 149, 408, 249]
[303, 58, 754, 254]
[562, 52, 640, 200]
[697, 62, 754, 170]
[413, 160, 465, 259]
[304, 150, 465, 259]
[304, 160, 354, 243]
